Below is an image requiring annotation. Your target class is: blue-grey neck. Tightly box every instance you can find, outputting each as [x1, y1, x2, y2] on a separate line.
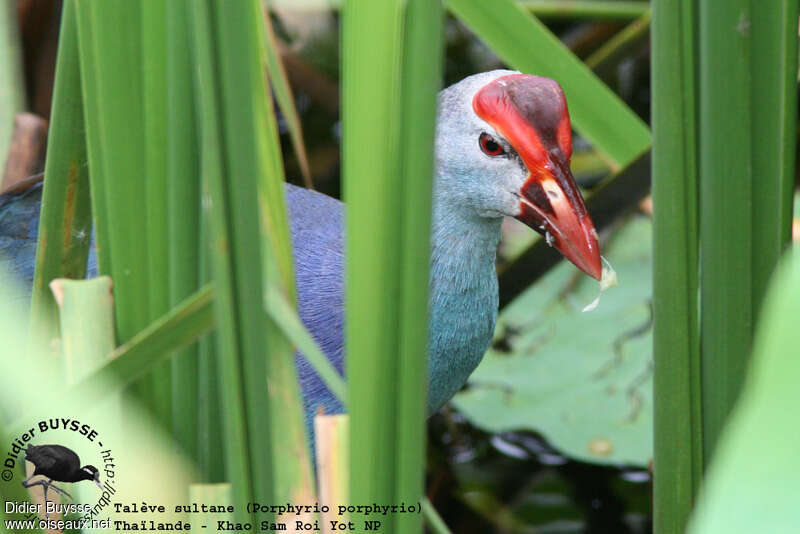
[426, 190, 502, 414]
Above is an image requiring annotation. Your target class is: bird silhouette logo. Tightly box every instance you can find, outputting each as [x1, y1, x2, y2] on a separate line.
[21, 444, 103, 512]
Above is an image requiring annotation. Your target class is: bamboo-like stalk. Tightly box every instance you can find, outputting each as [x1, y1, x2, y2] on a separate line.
[394, 1, 443, 532]
[651, 0, 702, 531]
[58, 286, 215, 415]
[342, 1, 404, 529]
[141, 0, 172, 428]
[29, 0, 92, 355]
[698, 0, 753, 460]
[166, 0, 201, 463]
[51, 276, 117, 515]
[51, 277, 115, 383]
[314, 415, 349, 534]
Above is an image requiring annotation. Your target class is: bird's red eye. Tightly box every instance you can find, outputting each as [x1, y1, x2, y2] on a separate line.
[479, 133, 505, 157]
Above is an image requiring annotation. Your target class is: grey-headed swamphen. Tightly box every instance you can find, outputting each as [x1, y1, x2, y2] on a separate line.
[0, 70, 601, 422]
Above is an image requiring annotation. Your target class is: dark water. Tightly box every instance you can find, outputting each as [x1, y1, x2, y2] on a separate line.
[427, 411, 652, 534]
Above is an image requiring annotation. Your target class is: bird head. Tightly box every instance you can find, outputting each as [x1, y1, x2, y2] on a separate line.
[435, 70, 602, 280]
[81, 465, 103, 489]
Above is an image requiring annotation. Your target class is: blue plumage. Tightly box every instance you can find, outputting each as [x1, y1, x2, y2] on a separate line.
[1, 70, 600, 427]
[0, 179, 499, 421]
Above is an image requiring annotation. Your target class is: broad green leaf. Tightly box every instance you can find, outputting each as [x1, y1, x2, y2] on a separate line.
[688, 252, 800, 533]
[453, 216, 653, 467]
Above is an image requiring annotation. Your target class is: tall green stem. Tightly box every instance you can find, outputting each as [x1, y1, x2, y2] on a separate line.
[652, 0, 702, 529]
[394, 0, 443, 531]
[343, 1, 405, 526]
[698, 0, 753, 460]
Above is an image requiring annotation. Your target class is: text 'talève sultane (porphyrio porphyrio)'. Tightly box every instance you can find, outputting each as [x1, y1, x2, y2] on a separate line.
[0, 70, 601, 423]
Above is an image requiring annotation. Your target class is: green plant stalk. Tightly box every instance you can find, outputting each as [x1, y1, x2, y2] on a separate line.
[343, 1, 404, 530]
[698, 0, 753, 462]
[166, 0, 201, 464]
[212, 0, 315, 514]
[266, 0, 650, 20]
[261, 8, 314, 190]
[197, 209, 224, 482]
[517, 1, 649, 19]
[446, 0, 651, 170]
[197, 330, 223, 478]
[253, 2, 317, 510]
[0, 0, 24, 165]
[394, 0, 442, 532]
[74, 0, 153, 403]
[73, 0, 111, 276]
[749, 0, 798, 317]
[189, 0, 255, 520]
[252, 16, 300, 306]
[652, 1, 702, 530]
[142, 0, 172, 429]
[29, 0, 92, 355]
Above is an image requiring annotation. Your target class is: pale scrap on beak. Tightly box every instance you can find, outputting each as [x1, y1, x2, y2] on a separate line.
[473, 73, 602, 280]
[582, 257, 619, 312]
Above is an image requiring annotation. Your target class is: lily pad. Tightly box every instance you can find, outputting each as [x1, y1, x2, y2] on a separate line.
[452, 216, 653, 467]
